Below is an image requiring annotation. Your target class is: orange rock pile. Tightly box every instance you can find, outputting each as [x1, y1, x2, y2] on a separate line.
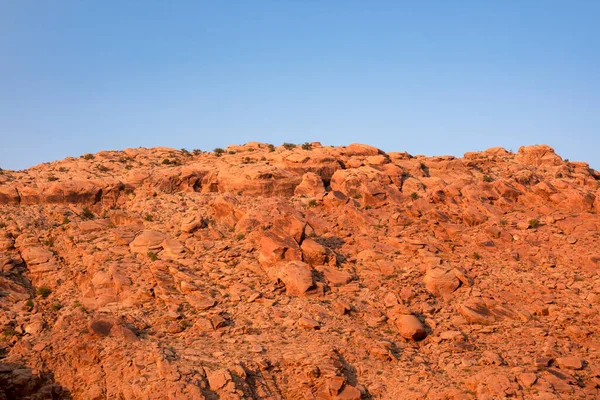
[1, 142, 599, 399]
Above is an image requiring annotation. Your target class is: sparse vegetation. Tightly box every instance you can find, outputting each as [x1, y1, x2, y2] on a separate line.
[301, 142, 312, 150]
[162, 159, 172, 165]
[308, 199, 318, 207]
[74, 300, 87, 313]
[235, 233, 245, 241]
[410, 192, 419, 200]
[51, 303, 62, 311]
[214, 148, 225, 156]
[144, 213, 154, 222]
[97, 165, 110, 172]
[420, 162, 427, 170]
[24, 299, 34, 310]
[282, 143, 296, 150]
[529, 219, 540, 228]
[37, 286, 52, 298]
[473, 252, 481, 260]
[2, 330, 18, 338]
[47, 175, 59, 182]
[147, 251, 159, 261]
[267, 144, 275, 152]
[81, 207, 95, 220]
[83, 153, 95, 160]
[483, 175, 493, 182]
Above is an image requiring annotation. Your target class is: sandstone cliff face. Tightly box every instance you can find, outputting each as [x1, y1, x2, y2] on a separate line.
[1, 143, 600, 399]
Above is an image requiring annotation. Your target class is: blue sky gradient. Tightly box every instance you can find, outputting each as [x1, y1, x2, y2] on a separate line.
[1, 1, 599, 170]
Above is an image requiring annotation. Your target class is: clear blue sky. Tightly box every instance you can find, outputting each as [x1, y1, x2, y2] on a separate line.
[1, 1, 599, 170]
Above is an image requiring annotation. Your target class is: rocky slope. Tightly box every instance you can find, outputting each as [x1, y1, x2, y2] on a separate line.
[1, 142, 600, 399]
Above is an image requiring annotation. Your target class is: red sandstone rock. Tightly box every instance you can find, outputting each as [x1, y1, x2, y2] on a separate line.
[0, 142, 598, 399]
[276, 261, 314, 296]
[395, 314, 427, 341]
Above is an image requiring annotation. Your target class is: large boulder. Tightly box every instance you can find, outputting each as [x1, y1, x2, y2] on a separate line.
[294, 172, 326, 197]
[330, 166, 401, 206]
[129, 230, 167, 254]
[276, 261, 314, 296]
[423, 267, 461, 297]
[515, 145, 563, 167]
[258, 232, 303, 268]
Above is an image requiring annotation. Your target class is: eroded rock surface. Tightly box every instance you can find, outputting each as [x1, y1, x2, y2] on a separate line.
[0, 143, 599, 399]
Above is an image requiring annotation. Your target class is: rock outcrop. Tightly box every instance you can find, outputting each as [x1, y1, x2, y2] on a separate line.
[0, 143, 599, 399]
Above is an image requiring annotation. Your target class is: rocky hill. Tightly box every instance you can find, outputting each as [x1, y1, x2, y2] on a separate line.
[1, 142, 599, 399]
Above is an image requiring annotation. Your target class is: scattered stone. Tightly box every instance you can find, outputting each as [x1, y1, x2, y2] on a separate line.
[395, 314, 427, 341]
[298, 317, 320, 330]
[556, 356, 584, 370]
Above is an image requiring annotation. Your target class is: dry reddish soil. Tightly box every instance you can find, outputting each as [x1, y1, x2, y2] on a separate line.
[1, 142, 600, 400]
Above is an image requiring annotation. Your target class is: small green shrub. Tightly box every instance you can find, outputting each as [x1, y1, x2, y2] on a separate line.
[144, 213, 154, 222]
[37, 286, 52, 298]
[47, 175, 59, 182]
[83, 153, 95, 160]
[2, 330, 18, 338]
[147, 251, 158, 261]
[24, 299, 34, 310]
[282, 143, 296, 150]
[51, 303, 62, 311]
[267, 144, 275, 152]
[529, 219, 540, 228]
[483, 175, 493, 182]
[214, 148, 225, 156]
[81, 207, 95, 220]
[473, 252, 481, 260]
[420, 162, 427, 170]
[308, 199, 318, 207]
[162, 159, 172, 165]
[97, 165, 109, 172]
[410, 192, 419, 200]
[235, 233, 245, 241]
[301, 142, 312, 150]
